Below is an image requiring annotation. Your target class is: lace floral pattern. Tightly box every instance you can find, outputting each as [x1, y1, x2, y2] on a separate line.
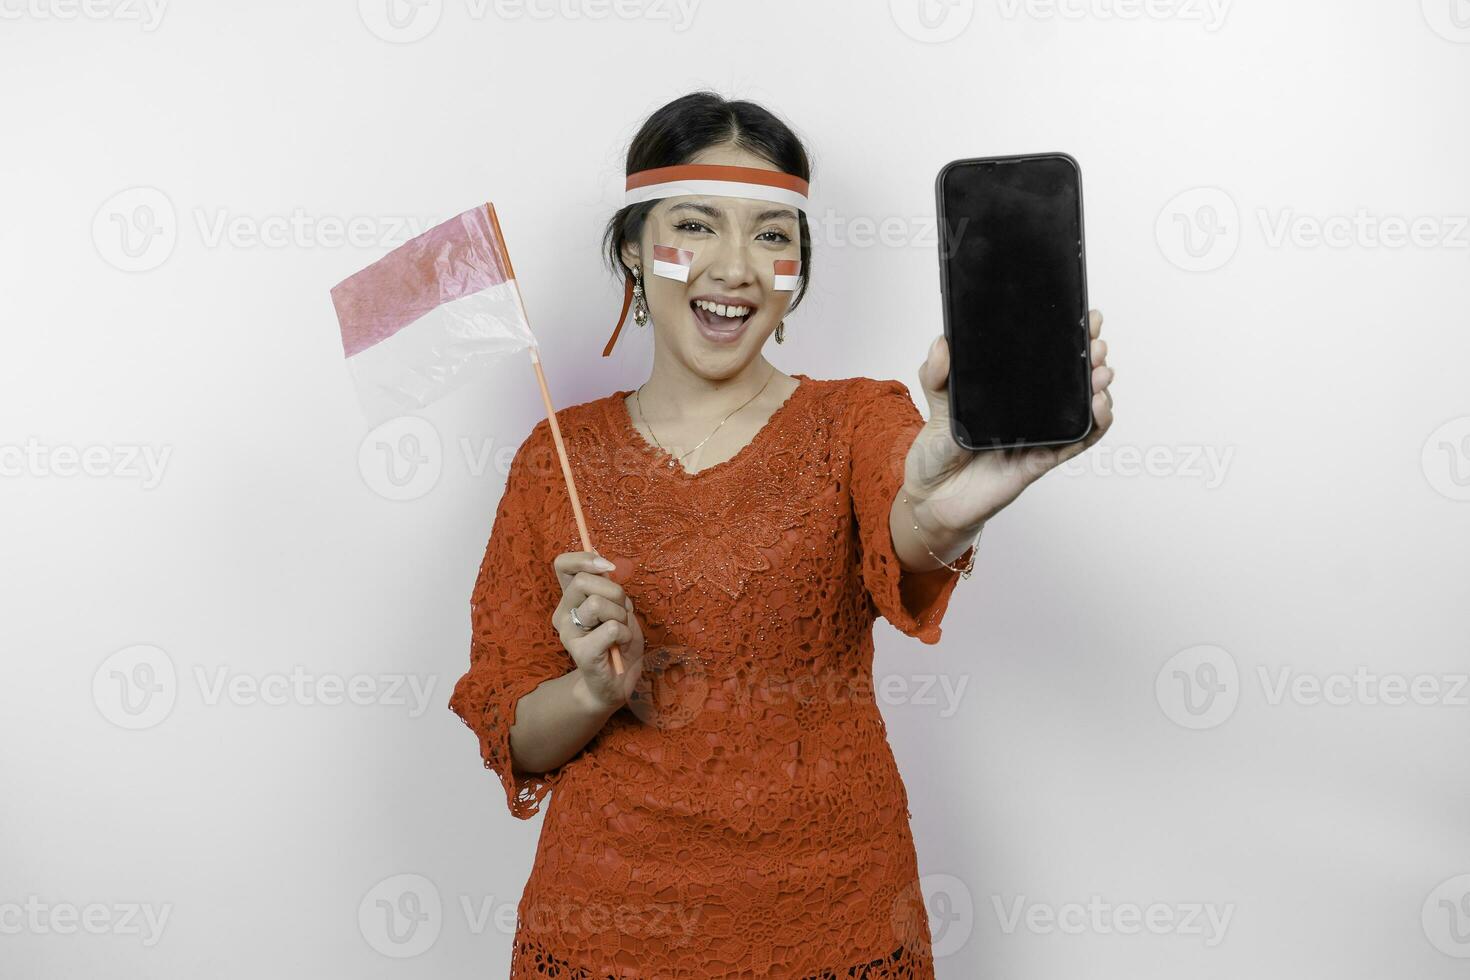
[448, 375, 974, 978]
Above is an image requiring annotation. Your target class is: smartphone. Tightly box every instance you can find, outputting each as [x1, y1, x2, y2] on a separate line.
[935, 153, 1093, 451]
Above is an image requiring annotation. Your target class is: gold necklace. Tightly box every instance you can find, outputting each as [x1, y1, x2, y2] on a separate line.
[634, 365, 778, 471]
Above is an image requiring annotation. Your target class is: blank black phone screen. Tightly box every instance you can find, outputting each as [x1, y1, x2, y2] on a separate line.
[937, 155, 1091, 449]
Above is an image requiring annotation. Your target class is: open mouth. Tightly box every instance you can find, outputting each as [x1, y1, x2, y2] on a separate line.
[689, 299, 755, 333]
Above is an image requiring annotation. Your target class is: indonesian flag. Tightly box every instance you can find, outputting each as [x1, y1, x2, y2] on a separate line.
[329, 201, 627, 674]
[651, 244, 694, 282]
[330, 203, 536, 425]
[773, 258, 801, 291]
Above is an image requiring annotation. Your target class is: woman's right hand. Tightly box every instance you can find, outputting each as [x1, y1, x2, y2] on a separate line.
[552, 550, 645, 713]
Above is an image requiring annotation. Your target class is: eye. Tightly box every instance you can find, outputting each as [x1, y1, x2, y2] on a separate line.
[674, 220, 712, 234]
[758, 229, 793, 244]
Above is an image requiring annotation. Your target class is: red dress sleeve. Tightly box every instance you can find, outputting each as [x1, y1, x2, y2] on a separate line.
[448, 421, 577, 819]
[848, 379, 974, 645]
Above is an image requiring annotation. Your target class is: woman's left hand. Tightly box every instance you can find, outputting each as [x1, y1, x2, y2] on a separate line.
[904, 309, 1115, 535]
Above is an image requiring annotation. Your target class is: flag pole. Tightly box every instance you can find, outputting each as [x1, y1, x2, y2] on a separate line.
[485, 203, 625, 676]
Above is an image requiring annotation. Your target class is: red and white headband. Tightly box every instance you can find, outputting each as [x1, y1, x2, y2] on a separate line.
[603, 163, 810, 357]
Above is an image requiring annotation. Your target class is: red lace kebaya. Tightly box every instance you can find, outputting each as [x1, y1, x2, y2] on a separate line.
[449, 373, 974, 978]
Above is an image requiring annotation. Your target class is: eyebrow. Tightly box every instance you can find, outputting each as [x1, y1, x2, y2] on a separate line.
[668, 201, 799, 223]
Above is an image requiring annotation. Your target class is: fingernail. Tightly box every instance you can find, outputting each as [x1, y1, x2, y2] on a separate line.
[593, 557, 615, 571]
[928, 335, 943, 359]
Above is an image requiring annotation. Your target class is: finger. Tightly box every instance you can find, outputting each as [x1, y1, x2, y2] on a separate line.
[1088, 309, 1103, 340]
[620, 599, 643, 658]
[560, 591, 637, 648]
[1092, 364, 1114, 394]
[564, 593, 626, 633]
[1093, 390, 1114, 433]
[562, 570, 626, 610]
[559, 592, 616, 646]
[916, 334, 953, 429]
[554, 550, 617, 590]
[568, 617, 632, 663]
[1091, 337, 1107, 369]
[623, 595, 644, 649]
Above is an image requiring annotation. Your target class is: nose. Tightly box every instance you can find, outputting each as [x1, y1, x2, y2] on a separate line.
[704, 231, 755, 288]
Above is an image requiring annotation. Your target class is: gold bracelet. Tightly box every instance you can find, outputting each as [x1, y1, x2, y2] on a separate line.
[900, 490, 984, 579]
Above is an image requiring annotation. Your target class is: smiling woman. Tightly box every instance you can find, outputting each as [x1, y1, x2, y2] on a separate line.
[602, 161, 810, 361]
[446, 89, 1115, 979]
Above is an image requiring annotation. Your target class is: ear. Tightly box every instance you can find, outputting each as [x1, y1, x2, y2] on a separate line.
[619, 238, 641, 272]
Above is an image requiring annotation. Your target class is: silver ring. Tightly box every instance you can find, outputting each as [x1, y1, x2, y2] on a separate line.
[569, 605, 590, 631]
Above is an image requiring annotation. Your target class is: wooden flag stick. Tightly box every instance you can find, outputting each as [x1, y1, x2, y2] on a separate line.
[485, 203, 624, 676]
[526, 347, 625, 675]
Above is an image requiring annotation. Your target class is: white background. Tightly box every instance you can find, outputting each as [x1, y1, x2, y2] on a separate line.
[3, 0, 1469, 977]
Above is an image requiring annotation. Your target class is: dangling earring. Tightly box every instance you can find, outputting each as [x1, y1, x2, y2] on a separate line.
[632, 265, 650, 327]
[775, 319, 786, 344]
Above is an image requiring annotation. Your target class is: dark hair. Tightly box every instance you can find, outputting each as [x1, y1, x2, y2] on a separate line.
[602, 90, 814, 314]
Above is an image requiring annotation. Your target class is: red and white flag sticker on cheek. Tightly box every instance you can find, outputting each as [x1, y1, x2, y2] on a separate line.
[773, 259, 801, 291]
[652, 244, 694, 283]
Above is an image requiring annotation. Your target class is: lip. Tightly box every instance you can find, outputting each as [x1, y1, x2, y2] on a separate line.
[689, 296, 756, 345]
[691, 294, 759, 311]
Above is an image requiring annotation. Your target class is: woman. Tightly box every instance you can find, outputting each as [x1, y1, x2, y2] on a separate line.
[449, 91, 1114, 978]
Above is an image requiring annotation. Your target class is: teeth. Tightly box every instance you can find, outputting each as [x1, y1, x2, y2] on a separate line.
[694, 299, 750, 318]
